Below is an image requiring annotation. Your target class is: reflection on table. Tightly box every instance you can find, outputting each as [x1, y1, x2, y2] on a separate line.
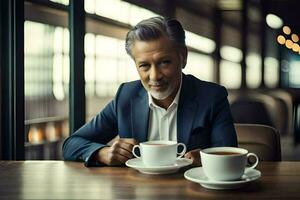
[0, 161, 299, 199]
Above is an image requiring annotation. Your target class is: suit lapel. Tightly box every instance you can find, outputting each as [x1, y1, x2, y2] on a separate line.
[177, 75, 197, 145]
[131, 89, 149, 143]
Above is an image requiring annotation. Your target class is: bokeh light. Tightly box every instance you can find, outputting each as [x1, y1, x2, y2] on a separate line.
[277, 35, 286, 45]
[292, 43, 299, 52]
[292, 34, 299, 42]
[285, 39, 293, 49]
[283, 26, 291, 35]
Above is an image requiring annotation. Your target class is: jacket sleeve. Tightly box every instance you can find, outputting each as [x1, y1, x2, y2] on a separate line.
[62, 84, 124, 166]
[210, 86, 238, 147]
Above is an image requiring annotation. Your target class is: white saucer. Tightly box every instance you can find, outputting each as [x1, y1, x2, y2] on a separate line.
[125, 158, 193, 175]
[184, 167, 261, 190]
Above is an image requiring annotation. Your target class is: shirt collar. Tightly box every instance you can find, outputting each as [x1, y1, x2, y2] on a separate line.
[148, 76, 182, 110]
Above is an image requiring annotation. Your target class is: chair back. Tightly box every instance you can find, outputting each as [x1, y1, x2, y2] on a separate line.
[267, 89, 294, 136]
[234, 123, 281, 161]
[229, 91, 285, 135]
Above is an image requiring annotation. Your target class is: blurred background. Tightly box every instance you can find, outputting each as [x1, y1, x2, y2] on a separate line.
[1, 0, 300, 161]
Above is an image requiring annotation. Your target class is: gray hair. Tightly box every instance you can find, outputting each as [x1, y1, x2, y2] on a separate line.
[125, 17, 186, 56]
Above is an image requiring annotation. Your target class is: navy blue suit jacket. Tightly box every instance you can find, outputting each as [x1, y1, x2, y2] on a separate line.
[62, 74, 237, 166]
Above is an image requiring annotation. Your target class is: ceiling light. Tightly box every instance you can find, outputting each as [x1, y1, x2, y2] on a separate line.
[266, 14, 283, 29]
[185, 31, 216, 53]
[218, 0, 241, 10]
[220, 46, 242, 63]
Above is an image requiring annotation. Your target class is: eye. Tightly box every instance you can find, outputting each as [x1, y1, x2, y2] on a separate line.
[139, 63, 150, 70]
[161, 60, 171, 65]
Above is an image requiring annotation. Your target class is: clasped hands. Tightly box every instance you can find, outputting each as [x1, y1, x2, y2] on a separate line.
[95, 138, 201, 166]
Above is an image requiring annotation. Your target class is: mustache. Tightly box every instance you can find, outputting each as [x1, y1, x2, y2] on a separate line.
[148, 80, 167, 86]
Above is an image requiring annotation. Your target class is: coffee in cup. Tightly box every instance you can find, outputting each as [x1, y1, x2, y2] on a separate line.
[132, 140, 186, 166]
[200, 147, 259, 181]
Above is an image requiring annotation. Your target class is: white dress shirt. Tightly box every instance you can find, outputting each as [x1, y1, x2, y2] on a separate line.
[147, 81, 182, 141]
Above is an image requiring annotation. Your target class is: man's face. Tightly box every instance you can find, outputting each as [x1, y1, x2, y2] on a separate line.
[131, 36, 186, 103]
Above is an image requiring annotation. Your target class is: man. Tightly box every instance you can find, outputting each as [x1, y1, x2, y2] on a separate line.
[63, 17, 237, 167]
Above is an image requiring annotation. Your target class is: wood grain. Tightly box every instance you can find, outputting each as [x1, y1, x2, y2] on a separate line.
[0, 161, 299, 199]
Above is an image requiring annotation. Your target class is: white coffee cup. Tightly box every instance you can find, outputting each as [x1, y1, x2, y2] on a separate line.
[200, 147, 259, 181]
[132, 140, 186, 166]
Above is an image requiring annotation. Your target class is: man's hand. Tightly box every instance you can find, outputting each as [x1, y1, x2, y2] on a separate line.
[96, 138, 138, 166]
[184, 149, 201, 166]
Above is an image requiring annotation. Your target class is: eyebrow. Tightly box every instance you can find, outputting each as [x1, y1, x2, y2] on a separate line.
[138, 55, 171, 62]
[136, 60, 149, 64]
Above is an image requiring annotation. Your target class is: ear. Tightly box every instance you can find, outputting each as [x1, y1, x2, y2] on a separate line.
[179, 47, 188, 69]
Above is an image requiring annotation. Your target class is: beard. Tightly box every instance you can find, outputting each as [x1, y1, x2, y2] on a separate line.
[144, 73, 182, 100]
[149, 85, 174, 100]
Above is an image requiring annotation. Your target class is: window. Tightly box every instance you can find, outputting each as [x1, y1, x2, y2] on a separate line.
[84, 0, 158, 26]
[184, 52, 214, 81]
[289, 60, 300, 87]
[220, 60, 241, 89]
[219, 46, 242, 89]
[85, 33, 138, 118]
[83, 0, 160, 119]
[53, 27, 70, 100]
[25, 21, 69, 103]
[264, 57, 279, 88]
[25, 21, 53, 98]
[220, 46, 242, 63]
[24, 21, 69, 151]
[49, 0, 69, 5]
[185, 31, 216, 54]
[246, 53, 261, 88]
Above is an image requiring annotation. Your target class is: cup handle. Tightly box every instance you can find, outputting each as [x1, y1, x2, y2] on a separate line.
[132, 145, 141, 159]
[247, 153, 259, 169]
[176, 143, 186, 159]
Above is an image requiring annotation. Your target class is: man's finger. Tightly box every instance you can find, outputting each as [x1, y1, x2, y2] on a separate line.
[116, 147, 134, 159]
[115, 141, 135, 153]
[119, 138, 139, 145]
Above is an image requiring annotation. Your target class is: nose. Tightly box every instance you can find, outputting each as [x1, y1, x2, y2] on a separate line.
[149, 65, 162, 81]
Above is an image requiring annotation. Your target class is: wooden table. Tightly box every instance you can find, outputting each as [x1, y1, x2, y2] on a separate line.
[0, 161, 300, 199]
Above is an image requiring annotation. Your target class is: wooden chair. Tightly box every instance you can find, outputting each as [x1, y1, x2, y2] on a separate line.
[234, 123, 281, 161]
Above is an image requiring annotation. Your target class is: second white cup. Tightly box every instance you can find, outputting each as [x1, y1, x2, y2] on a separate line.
[200, 147, 259, 181]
